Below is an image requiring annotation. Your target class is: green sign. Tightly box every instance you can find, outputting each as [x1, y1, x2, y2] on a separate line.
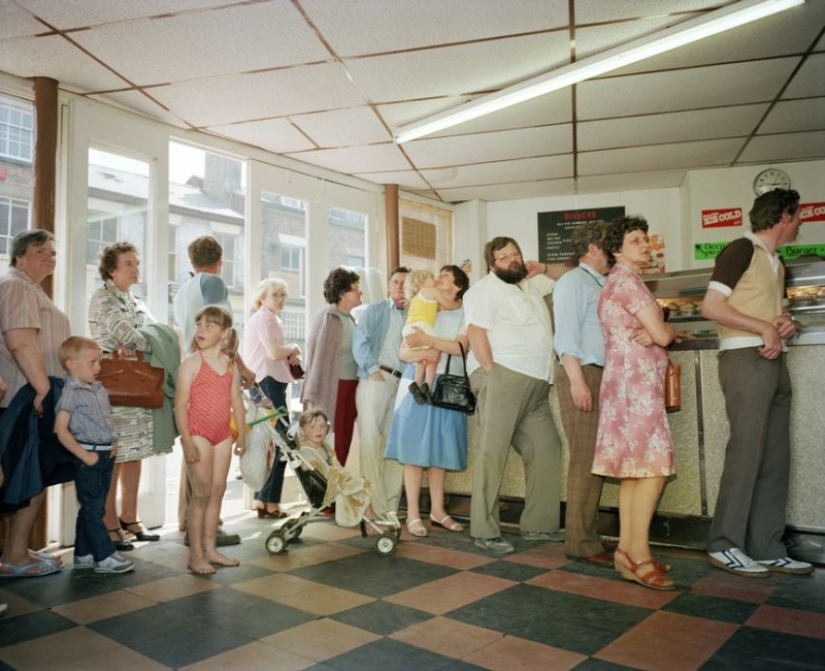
[695, 242, 825, 261]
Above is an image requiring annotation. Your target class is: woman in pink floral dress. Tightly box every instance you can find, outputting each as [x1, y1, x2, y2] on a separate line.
[593, 216, 688, 591]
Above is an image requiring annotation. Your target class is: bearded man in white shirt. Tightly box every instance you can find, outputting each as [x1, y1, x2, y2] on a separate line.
[464, 236, 567, 555]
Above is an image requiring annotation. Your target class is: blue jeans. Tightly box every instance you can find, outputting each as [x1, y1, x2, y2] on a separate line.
[75, 453, 116, 561]
[252, 377, 288, 504]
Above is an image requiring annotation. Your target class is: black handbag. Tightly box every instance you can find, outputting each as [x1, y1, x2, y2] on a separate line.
[431, 342, 476, 415]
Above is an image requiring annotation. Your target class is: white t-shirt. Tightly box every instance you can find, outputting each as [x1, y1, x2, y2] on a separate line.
[464, 271, 556, 382]
[173, 272, 231, 351]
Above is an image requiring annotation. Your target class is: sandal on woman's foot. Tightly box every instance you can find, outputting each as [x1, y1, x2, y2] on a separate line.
[429, 514, 463, 532]
[108, 528, 134, 552]
[406, 518, 428, 537]
[120, 519, 160, 542]
[616, 550, 674, 591]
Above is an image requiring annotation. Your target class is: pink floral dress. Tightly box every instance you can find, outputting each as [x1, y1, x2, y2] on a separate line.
[592, 263, 675, 478]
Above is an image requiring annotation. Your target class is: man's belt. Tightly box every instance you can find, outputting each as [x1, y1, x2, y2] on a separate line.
[378, 365, 402, 379]
[79, 443, 113, 452]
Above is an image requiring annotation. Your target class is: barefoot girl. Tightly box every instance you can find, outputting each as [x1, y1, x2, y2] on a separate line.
[175, 306, 245, 574]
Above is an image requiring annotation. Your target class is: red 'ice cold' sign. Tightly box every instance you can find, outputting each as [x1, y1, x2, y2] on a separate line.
[799, 202, 825, 224]
[702, 208, 743, 228]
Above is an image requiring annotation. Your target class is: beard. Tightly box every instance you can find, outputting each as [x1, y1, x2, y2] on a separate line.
[494, 262, 528, 284]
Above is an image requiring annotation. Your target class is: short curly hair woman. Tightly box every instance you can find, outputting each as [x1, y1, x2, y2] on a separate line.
[301, 267, 363, 466]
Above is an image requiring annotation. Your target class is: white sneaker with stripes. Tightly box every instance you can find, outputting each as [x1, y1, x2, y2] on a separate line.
[708, 548, 769, 578]
[756, 556, 814, 575]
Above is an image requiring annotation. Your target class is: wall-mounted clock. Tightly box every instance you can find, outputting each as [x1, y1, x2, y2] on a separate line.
[753, 168, 791, 196]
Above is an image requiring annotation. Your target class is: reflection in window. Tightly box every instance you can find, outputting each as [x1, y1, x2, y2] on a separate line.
[86, 212, 119, 265]
[168, 141, 246, 333]
[328, 206, 366, 270]
[0, 92, 35, 275]
[86, 149, 149, 308]
[0, 97, 34, 163]
[0, 196, 30, 256]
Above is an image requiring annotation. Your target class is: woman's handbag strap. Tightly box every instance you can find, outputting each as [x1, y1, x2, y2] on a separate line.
[442, 341, 468, 378]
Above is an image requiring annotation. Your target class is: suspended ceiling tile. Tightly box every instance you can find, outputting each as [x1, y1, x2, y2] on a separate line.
[207, 118, 316, 155]
[403, 126, 572, 169]
[574, 14, 702, 61]
[578, 104, 769, 151]
[438, 178, 577, 203]
[70, 3, 329, 86]
[352, 170, 431, 190]
[738, 131, 825, 164]
[286, 143, 410, 174]
[300, 0, 568, 57]
[421, 155, 573, 189]
[577, 59, 799, 120]
[150, 64, 365, 128]
[0, 34, 127, 91]
[425, 90, 573, 138]
[759, 99, 825, 134]
[574, 169, 687, 194]
[377, 97, 475, 130]
[573, 0, 719, 24]
[597, 1, 823, 76]
[579, 138, 744, 175]
[782, 53, 825, 99]
[344, 32, 570, 103]
[88, 90, 192, 129]
[14, 0, 248, 29]
[0, 2, 47, 39]
[292, 107, 392, 148]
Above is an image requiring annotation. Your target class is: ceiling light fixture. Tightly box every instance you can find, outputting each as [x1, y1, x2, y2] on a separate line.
[394, 0, 805, 144]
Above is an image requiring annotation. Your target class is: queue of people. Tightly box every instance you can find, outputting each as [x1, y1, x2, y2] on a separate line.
[0, 191, 814, 598]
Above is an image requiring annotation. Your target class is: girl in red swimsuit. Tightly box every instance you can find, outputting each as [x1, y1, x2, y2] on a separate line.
[175, 305, 246, 575]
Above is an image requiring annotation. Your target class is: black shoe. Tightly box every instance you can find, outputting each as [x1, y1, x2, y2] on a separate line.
[409, 382, 427, 405]
[120, 518, 161, 542]
[108, 528, 134, 552]
[419, 382, 433, 404]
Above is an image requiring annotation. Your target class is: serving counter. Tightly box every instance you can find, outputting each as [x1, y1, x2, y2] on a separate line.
[444, 258, 825, 560]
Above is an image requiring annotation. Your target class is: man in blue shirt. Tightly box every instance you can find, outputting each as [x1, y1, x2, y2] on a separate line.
[553, 222, 611, 565]
[353, 267, 409, 520]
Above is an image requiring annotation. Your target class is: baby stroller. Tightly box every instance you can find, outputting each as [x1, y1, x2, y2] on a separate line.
[258, 414, 402, 556]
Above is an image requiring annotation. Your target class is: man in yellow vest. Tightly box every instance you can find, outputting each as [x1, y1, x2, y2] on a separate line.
[701, 188, 812, 577]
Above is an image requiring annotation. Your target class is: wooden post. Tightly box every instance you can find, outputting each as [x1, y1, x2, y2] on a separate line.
[385, 184, 400, 271]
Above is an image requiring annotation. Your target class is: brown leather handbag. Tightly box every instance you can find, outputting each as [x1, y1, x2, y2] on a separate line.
[665, 359, 681, 413]
[99, 352, 164, 409]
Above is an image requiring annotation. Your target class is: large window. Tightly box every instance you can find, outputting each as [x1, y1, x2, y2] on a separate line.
[86, 149, 150, 307]
[0, 196, 30, 255]
[0, 92, 34, 275]
[259, 190, 308, 406]
[0, 95, 33, 163]
[328, 206, 366, 271]
[168, 141, 246, 333]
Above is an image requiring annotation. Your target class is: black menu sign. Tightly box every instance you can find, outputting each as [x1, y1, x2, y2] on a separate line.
[538, 206, 625, 264]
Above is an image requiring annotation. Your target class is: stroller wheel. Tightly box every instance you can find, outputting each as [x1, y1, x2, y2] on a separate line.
[375, 533, 397, 556]
[265, 531, 288, 554]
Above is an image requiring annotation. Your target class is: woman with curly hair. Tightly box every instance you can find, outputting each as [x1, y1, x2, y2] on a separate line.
[592, 216, 689, 591]
[301, 267, 362, 466]
[88, 242, 167, 550]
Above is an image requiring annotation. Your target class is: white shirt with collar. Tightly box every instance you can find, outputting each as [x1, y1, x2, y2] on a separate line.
[464, 271, 556, 382]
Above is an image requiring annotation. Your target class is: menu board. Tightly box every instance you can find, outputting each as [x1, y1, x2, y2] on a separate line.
[537, 206, 625, 264]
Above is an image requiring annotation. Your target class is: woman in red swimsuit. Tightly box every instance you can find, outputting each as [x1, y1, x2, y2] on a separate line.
[175, 306, 246, 575]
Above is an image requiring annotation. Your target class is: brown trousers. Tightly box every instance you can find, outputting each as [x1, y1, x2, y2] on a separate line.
[557, 365, 605, 557]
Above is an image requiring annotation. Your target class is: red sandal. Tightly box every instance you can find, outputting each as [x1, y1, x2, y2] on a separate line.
[615, 548, 675, 591]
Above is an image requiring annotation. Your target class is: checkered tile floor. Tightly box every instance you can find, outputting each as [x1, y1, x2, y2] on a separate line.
[1, 510, 823, 670]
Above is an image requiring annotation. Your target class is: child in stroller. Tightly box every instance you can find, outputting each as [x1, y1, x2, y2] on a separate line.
[264, 409, 402, 556]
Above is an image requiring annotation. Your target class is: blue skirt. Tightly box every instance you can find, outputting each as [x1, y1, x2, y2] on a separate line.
[385, 369, 467, 471]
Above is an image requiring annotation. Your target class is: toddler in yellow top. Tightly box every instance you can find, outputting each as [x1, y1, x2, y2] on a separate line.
[402, 269, 452, 404]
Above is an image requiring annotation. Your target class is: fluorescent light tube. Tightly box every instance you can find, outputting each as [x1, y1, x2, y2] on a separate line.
[394, 0, 805, 143]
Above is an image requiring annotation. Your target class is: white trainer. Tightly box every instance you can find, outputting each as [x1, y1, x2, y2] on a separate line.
[756, 557, 814, 575]
[708, 548, 769, 578]
[94, 552, 135, 574]
[73, 554, 95, 570]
